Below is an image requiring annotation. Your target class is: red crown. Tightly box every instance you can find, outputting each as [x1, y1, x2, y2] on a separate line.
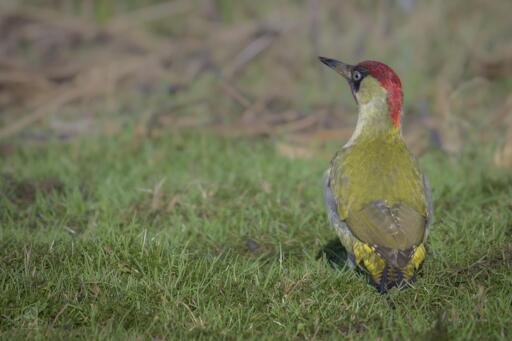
[357, 61, 403, 128]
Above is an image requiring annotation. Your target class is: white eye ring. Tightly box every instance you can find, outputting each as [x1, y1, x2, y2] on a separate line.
[352, 70, 362, 81]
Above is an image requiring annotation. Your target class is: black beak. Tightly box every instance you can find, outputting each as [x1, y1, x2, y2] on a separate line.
[318, 56, 353, 80]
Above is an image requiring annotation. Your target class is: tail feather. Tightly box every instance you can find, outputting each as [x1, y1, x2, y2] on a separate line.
[352, 241, 426, 293]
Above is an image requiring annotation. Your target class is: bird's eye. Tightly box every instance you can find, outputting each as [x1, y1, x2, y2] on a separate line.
[352, 70, 362, 81]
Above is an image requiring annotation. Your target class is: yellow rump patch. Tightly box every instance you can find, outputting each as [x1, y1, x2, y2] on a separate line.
[353, 241, 426, 283]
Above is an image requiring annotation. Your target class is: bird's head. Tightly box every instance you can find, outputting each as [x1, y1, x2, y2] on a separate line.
[319, 57, 403, 129]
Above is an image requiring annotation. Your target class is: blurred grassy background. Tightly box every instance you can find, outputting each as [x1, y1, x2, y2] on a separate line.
[1, 1, 512, 339]
[0, 0, 511, 161]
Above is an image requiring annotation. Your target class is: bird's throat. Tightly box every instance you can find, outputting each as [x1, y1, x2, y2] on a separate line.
[345, 98, 401, 147]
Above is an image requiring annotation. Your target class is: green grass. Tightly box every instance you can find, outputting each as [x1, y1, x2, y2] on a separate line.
[1, 131, 511, 340]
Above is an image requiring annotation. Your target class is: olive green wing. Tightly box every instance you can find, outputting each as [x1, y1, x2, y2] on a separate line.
[345, 200, 425, 249]
[344, 200, 427, 267]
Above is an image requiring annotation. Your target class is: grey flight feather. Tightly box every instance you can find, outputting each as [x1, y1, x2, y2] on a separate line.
[323, 169, 356, 268]
[423, 174, 433, 231]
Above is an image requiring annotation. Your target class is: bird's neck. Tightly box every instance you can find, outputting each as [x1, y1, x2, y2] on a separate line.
[344, 96, 402, 147]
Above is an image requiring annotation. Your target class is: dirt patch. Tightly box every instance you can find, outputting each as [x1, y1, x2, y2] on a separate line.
[339, 321, 364, 334]
[245, 238, 260, 252]
[1, 173, 64, 205]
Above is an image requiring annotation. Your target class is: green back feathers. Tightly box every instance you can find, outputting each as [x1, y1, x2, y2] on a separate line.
[332, 131, 426, 218]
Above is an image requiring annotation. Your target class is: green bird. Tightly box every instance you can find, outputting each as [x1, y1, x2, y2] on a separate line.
[319, 56, 432, 292]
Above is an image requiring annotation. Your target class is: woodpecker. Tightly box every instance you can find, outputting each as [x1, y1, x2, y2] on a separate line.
[319, 56, 432, 293]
